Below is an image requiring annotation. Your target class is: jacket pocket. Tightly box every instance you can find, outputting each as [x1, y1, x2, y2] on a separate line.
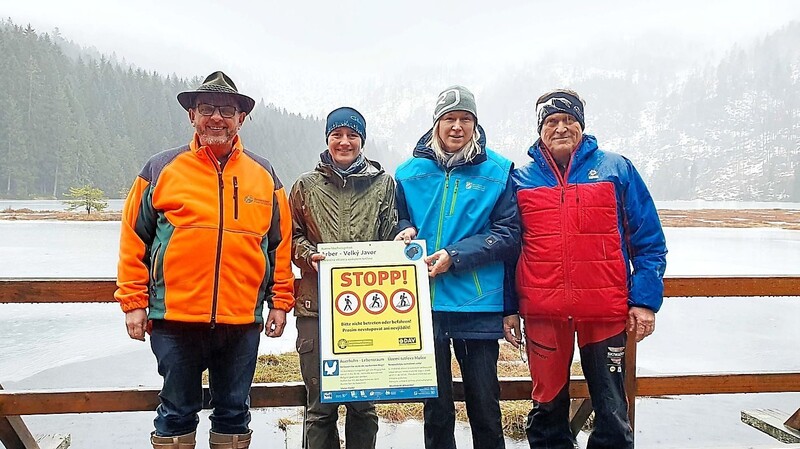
[233, 176, 239, 220]
[149, 243, 163, 298]
[472, 270, 483, 296]
[296, 338, 315, 355]
[296, 277, 319, 314]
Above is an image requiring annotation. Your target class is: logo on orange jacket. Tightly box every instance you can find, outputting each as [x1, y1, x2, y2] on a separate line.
[244, 195, 270, 206]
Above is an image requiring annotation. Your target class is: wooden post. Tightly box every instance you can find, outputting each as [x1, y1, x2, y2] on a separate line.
[624, 330, 638, 434]
[568, 398, 593, 436]
[785, 408, 800, 431]
[0, 384, 40, 449]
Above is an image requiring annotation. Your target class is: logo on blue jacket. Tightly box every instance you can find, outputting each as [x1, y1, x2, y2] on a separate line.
[465, 181, 486, 191]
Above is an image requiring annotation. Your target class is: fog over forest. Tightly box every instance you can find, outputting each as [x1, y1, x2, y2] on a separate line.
[1, 1, 799, 201]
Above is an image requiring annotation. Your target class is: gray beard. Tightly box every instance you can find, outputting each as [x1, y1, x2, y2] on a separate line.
[199, 133, 234, 147]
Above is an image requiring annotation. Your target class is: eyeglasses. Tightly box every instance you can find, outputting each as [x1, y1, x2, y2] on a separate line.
[196, 103, 238, 118]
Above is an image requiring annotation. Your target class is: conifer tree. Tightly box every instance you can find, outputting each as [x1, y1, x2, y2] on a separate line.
[63, 184, 108, 214]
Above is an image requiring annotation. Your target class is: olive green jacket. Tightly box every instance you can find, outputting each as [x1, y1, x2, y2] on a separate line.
[289, 158, 398, 317]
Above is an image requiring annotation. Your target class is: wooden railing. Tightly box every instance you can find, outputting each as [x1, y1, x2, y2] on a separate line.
[1, 277, 799, 447]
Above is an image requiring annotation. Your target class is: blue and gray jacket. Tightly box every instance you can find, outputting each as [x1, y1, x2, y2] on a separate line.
[395, 126, 520, 338]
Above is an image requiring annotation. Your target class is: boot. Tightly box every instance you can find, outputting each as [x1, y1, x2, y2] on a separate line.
[209, 430, 252, 449]
[150, 431, 196, 449]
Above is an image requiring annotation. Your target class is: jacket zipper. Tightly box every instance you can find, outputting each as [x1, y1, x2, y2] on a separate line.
[233, 176, 239, 220]
[472, 271, 482, 296]
[541, 147, 573, 316]
[560, 182, 571, 316]
[448, 179, 460, 216]
[150, 244, 162, 295]
[432, 171, 452, 304]
[434, 172, 450, 250]
[208, 152, 225, 329]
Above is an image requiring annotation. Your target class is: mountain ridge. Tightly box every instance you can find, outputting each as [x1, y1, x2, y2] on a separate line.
[2, 19, 798, 201]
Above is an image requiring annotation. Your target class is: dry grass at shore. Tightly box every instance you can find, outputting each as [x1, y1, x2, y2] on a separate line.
[249, 343, 582, 440]
[3, 207, 799, 230]
[0, 207, 121, 221]
[658, 208, 800, 230]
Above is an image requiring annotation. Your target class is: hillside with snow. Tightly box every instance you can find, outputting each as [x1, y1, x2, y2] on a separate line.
[276, 24, 800, 201]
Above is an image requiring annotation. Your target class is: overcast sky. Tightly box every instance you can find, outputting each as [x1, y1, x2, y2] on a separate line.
[5, 0, 800, 112]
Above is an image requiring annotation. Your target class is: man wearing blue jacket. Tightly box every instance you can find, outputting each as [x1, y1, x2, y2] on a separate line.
[512, 89, 667, 449]
[395, 85, 521, 449]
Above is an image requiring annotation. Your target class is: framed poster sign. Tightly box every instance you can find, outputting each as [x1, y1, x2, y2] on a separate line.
[317, 240, 437, 402]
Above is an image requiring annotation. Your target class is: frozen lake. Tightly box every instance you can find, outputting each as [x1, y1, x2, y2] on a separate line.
[3, 222, 798, 380]
[0, 219, 799, 448]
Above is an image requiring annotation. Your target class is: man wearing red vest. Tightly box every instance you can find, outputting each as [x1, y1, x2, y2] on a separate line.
[511, 89, 667, 449]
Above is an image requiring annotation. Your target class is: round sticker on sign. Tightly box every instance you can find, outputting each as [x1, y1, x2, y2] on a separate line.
[404, 243, 423, 261]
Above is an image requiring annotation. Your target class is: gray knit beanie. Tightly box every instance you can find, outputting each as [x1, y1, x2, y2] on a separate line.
[433, 85, 478, 124]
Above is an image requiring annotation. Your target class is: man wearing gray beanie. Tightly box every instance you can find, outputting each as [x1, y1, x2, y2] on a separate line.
[394, 86, 521, 449]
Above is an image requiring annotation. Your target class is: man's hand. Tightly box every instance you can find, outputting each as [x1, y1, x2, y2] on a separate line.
[424, 249, 452, 278]
[125, 308, 148, 341]
[310, 253, 326, 272]
[394, 227, 417, 244]
[265, 309, 287, 337]
[627, 306, 656, 342]
[503, 314, 522, 348]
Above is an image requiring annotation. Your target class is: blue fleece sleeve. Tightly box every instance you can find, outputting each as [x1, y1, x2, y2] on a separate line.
[395, 180, 415, 233]
[622, 159, 668, 312]
[503, 255, 519, 316]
